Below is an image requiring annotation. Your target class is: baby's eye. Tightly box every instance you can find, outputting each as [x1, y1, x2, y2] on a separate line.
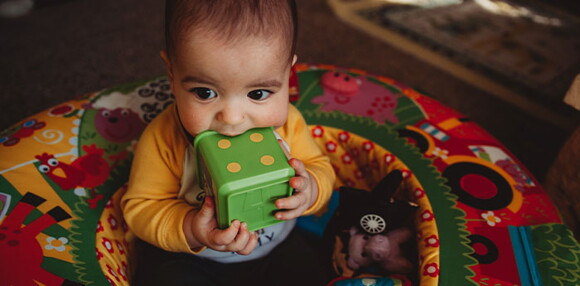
[247, 90, 272, 101]
[190, 88, 217, 100]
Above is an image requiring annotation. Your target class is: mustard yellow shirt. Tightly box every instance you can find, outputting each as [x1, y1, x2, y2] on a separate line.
[121, 104, 334, 256]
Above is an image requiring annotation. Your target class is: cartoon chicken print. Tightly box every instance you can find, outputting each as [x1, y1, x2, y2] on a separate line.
[35, 144, 111, 191]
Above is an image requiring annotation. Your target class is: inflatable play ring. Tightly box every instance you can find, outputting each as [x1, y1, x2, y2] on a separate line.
[0, 63, 578, 286]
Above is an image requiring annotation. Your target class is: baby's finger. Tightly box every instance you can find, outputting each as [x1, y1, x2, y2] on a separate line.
[228, 222, 251, 252]
[237, 232, 259, 256]
[276, 190, 306, 210]
[197, 196, 216, 225]
[275, 207, 304, 221]
[289, 158, 308, 178]
[289, 176, 307, 191]
[277, 139, 292, 159]
[211, 220, 240, 246]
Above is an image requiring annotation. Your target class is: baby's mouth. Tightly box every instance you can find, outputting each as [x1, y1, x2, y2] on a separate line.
[219, 132, 242, 137]
[214, 128, 248, 137]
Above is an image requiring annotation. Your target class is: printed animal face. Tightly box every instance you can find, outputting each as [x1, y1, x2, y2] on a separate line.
[95, 108, 145, 143]
[312, 71, 400, 124]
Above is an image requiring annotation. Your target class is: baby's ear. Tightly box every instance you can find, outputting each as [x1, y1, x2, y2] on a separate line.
[160, 50, 174, 81]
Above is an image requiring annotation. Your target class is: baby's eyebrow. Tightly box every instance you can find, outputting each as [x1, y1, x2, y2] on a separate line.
[249, 80, 282, 89]
[181, 76, 213, 85]
[181, 76, 282, 89]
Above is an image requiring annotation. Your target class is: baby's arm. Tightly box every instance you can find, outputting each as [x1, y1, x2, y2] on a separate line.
[183, 196, 259, 255]
[123, 105, 259, 255]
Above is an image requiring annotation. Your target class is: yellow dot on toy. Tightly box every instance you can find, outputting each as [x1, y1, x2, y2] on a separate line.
[227, 162, 241, 173]
[218, 139, 231, 149]
[260, 155, 275, 166]
[250, 133, 264, 143]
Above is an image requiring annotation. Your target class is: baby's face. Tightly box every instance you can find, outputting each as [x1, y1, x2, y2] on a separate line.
[164, 32, 294, 137]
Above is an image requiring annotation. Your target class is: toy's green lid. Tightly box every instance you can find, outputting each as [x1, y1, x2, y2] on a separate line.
[194, 127, 294, 190]
[193, 127, 295, 230]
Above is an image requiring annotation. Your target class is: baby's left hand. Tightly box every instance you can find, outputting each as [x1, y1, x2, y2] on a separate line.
[274, 141, 318, 220]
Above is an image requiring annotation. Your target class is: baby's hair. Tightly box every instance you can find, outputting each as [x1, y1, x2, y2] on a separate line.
[165, 0, 298, 63]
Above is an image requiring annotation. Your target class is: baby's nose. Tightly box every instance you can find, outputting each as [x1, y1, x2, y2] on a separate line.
[217, 105, 244, 125]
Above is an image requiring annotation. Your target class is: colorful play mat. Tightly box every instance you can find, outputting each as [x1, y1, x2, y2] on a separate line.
[0, 63, 578, 285]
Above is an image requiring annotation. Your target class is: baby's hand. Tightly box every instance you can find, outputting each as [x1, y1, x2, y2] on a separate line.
[274, 141, 319, 220]
[185, 196, 258, 255]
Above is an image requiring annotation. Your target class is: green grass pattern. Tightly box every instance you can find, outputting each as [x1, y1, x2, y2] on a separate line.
[531, 224, 580, 286]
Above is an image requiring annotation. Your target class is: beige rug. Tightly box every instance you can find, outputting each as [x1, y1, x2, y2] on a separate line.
[327, 0, 580, 129]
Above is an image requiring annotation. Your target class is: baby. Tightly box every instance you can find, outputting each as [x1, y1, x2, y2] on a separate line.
[121, 0, 335, 285]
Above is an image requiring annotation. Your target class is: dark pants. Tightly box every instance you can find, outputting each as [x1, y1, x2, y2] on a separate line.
[131, 229, 334, 286]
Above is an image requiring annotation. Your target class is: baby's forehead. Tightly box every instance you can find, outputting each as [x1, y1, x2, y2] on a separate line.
[165, 0, 296, 62]
[176, 27, 291, 57]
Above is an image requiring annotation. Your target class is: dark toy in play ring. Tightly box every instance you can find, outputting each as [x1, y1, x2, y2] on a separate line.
[325, 170, 419, 279]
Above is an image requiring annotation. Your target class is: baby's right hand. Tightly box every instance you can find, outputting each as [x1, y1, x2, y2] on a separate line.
[186, 196, 258, 255]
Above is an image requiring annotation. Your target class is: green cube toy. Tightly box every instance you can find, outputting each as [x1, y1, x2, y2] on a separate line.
[194, 127, 295, 231]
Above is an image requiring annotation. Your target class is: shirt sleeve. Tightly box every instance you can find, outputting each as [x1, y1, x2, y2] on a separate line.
[121, 106, 199, 254]
[277, 105, 336, 216]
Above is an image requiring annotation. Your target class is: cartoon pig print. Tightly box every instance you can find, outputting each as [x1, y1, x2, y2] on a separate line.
[312, 71, 400, 124]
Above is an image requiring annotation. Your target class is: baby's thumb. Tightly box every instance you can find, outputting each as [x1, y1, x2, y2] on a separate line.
[198, 196, 216, 223]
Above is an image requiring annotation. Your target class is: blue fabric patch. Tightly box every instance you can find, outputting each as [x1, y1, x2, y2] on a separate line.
[509, 226, 542, 286]
[296, 191, 340, 237]
[334, 277, 398, 286]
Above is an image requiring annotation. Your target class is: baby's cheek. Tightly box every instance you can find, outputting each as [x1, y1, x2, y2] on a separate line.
[182, 113, 211, 136]
[267, 100, 289, 125]
[268, 111, 288, 127]
[266, 112, 288, 128]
